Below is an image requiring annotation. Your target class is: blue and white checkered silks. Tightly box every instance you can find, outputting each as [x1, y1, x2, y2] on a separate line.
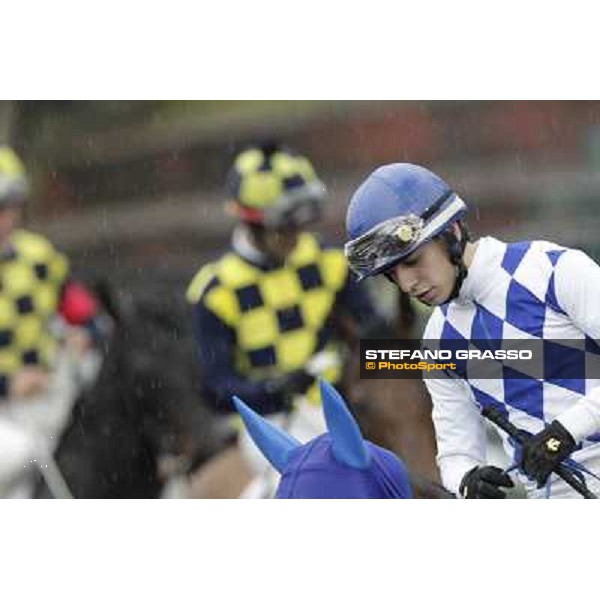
[423, 236, 600, 497]
[233, 380, 413, 499]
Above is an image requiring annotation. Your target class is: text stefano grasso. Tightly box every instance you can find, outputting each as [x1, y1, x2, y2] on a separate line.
[364, 349, 533, 361]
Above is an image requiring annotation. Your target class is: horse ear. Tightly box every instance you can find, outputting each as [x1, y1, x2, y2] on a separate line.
[319, 379, 370, 469]
[232, 396, 301, 474]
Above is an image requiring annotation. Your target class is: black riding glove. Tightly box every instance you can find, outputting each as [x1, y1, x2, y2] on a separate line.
[263, 370, 315, 412]
[265, 369, 314, 395]
[459, 466, 514, 499]
[283, 369, 315, 395]
[520, 420, 576, 487]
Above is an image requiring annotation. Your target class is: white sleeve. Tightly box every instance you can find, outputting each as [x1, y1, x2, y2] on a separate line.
[424, 372, 487, 496]
[552, 249, 600, 440]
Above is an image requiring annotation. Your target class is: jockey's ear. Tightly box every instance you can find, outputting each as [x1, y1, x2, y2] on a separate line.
[233, 396, 300, 473]
[319, 380, 370, 469]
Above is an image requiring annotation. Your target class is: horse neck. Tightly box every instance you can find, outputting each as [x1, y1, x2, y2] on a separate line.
[341, 319, 440, 483]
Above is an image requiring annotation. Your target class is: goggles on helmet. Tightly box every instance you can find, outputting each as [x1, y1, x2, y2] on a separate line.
[249, 180, 327, 230]
[344, 191, 466, 280]
[0, 178, 28, 206]
[345, 214, 424, 280]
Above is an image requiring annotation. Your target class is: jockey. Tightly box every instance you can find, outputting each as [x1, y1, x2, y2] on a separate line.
[187, 142, 384, 482]
[345, 162, 600, 499]
[0, 146, 104, 497]
[233, 379, 413, 499]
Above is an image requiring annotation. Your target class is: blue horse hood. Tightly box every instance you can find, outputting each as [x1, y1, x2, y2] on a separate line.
[276, 434, 413, 499]
[233, 380, 413, 499]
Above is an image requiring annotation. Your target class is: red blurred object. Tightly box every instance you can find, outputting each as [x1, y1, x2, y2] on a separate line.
[236, 205, 264, 224]
[59, 281, 99, 325]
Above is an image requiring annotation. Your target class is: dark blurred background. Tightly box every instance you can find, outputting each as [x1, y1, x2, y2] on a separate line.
[3, 100, 600, 289]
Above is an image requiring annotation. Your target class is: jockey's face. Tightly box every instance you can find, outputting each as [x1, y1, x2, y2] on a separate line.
[387, 237, 456, 306]
[0, 205, 22, 250]
[254, 226, 300, 263]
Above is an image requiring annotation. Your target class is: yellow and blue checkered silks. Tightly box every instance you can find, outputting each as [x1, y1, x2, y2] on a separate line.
[187, 233, 347, 403]
[0, 230, 69, 387]
[0, 147, 29, 205]
[225, 144, 326, 228]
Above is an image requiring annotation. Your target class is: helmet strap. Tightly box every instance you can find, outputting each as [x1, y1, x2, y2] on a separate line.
[440, 221, 470, 302]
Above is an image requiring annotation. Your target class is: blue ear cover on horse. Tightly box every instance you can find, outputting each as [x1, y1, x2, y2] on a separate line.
[319, 379, 370, 469]
[232, 396, 301, 473]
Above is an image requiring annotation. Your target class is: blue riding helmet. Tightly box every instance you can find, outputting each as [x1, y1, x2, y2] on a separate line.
[233, 380, 413, 499]
[345, 163, 467, 281]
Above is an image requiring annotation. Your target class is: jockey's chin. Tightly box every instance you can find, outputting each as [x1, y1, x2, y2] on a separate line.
[413, 287, 452, 307]
[253, 225, 302, 264]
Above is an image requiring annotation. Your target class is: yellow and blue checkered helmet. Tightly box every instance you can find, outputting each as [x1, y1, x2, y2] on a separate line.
[0, 147, 29, 206]
[225, 142, 327, 229]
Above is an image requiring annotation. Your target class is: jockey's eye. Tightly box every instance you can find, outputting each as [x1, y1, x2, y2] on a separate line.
[402, 247, 424, 267]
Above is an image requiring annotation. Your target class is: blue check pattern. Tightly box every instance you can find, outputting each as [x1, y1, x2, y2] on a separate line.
[426, 238, 600, 446]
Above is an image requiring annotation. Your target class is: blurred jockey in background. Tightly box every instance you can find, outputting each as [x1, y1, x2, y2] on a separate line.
[0, 147, 107, 497]
[186, 142, 384, 494]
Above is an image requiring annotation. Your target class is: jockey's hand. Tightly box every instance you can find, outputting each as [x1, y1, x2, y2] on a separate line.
[10, 367, 50, 399]
[459, 466, 514, 499]
[265, 370, 314, 396]
[64, 326, 93, 357]
[264, 370, 315, 411]
[282, 369, 314, 395]
[520, 420, 576, 487]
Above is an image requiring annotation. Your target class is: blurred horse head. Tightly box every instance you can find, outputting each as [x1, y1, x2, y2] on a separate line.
[36, 281, 227, 498]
